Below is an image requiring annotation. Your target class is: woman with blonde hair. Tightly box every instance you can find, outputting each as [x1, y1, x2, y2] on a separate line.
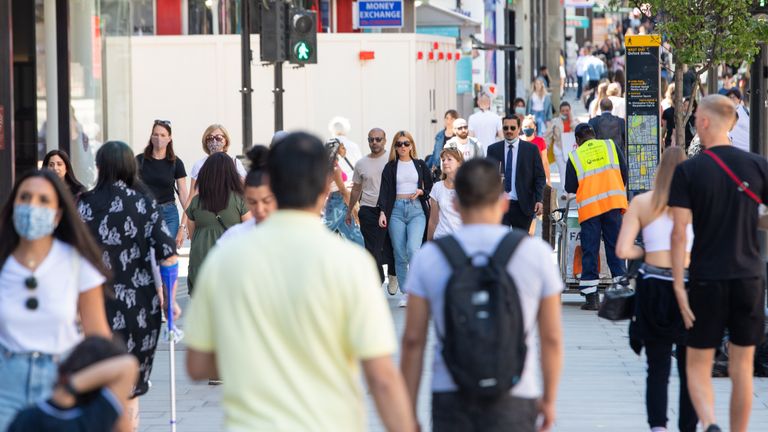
[526, 78, 552, 134]
[589, 81, 610, 118]
[427, 148, 463, 241]
[615, 147, 697, 432]
[377, 131, 432, 307]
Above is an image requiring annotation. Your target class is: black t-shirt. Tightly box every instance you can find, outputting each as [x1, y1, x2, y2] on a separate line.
[662, 107, 675, 147]
[668, 146, 768, 280]
[8, 388, 121, 431]
[136, 154, 186, 204]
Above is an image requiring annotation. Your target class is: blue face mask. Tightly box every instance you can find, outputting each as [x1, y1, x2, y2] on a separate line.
[522, 128, 535, 136]
[13, 204, 58, 240]
[514, 107, 526, 116]
[561, 114, 569, 120]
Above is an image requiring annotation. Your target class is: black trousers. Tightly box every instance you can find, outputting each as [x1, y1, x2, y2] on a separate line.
[358, 206, 395, 282]
[645, 340, 698, 431]
[432, 392, 538, 432]
[502, 200, 533, 231]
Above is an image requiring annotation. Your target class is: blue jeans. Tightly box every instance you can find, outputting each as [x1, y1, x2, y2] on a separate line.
[388, 199, 426, 292]
[0, 345, 58, 431]
[324, 192, 364, 247]
[158, 201, 180, 238]
[531, 110, 547, 136]
[579, 208, 626, 293]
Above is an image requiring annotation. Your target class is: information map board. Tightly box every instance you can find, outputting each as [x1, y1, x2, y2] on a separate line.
[624, 35, 661, 193]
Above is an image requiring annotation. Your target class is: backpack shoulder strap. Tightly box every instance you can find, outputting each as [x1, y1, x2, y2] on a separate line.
[434, 236, 470, 270]
[491, 231, 526, 268]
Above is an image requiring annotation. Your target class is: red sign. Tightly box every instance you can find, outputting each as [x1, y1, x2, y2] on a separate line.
[0, 105, 4, 150]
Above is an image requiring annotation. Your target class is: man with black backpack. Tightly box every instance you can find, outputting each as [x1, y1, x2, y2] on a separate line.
[400, 158, 563, 431]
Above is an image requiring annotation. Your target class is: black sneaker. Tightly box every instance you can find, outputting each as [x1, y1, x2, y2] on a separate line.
[580, 292, 600, 311]
[704, 424, 722, 432]
[208, 379, 223, 386]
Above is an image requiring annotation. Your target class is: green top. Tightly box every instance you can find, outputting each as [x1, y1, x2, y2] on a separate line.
[186, 192, 248, 293]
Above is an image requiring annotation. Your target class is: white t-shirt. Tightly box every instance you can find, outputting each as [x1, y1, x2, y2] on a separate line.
[609, 96, 626, 119]
[396, 160, 419, 195]
[530, 93, 545, 111]
[468, 110, 502, 151]
[190, 154, 247, 180]
[406, 225, 563, 398]
[730, 104, 750, 152]
[0, 239, 106, 354]
[217, 218, 257, 246]
[430, 181, 461, 238]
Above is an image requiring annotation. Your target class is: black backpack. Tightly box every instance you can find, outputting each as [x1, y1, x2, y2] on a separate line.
[434, 231, 528, 400]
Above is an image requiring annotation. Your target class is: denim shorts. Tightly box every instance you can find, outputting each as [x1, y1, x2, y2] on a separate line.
[0, 344, 59, 431]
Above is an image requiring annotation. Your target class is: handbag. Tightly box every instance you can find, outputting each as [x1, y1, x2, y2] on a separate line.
[704, 149, 768, 230]
[598, 259, 641, 321]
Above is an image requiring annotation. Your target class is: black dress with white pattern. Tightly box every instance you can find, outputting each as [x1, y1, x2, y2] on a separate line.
[78, 181, 176, 396]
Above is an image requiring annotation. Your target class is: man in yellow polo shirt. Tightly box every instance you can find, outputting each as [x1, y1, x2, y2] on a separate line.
[184, 132, 416, 432]
[564, 124, 628, 310]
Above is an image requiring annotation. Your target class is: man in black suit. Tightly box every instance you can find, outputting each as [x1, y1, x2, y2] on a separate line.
[487, 115, 547, 230]
[588, 98, 626, 154]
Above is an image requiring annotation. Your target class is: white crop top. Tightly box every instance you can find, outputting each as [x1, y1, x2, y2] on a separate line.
[396, 161, 419, 195]
[642, 212, 694, 253]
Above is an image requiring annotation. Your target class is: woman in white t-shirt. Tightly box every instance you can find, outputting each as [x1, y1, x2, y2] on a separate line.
[0, 170, 111, 431]
[177, 124, 246, 248]
[427, 148, 464, 241]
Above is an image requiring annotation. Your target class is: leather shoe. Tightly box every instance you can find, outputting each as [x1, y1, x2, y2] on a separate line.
[580, 292, 600, 311]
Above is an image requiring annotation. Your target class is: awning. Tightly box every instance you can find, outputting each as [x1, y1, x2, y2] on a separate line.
[415, 3, 481, 38]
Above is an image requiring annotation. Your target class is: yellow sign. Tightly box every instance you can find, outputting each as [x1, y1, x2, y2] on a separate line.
[624, 34, 661, 47]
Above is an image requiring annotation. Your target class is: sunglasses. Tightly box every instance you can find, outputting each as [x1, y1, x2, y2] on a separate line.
[395, 141, 411, 148]
[503, 126, 518, 131]
[367, 137, 384, 143]
[154, 119, 171, 126]
[206, 135, 225, 142]
[456, 126, 468, 130]
[24, 276, 38, 310]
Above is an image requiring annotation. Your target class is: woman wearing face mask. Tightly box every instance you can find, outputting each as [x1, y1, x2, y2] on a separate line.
[0, 170, 111, 431]
[513, 98, 527, 117]
[217, 145, 276, 245]
[178, 124, 246, 247]
[78, 141, 179, 429]
[521, 115, 551, 185]
[427, 148, 463, 241]
[42, 149, 86, 198]
[136, 120, 189, 239]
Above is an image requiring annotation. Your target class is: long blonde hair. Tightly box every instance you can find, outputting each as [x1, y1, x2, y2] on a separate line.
[389, 130, 418, 161]
[590, 81, 609, 117]
[651, 147, 686, 214]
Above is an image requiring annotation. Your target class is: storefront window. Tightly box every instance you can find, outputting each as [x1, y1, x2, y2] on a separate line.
[188, 0, 241, 35]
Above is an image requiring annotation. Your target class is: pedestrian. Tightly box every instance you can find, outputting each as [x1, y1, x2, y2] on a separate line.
[589, 98, 627, 155]
[725, 88, 749, 152]
[78, 141, 179, 429]
[538, 65, 552, 88]
[7, 336, 139, 432]
[430, 109, 459, 172]
[613, 69, 626, 95]
[378, 130, 433, 308]
[513, 98, 527, 117]
[43, 149, 86, 198]
[575, 47, 589, 99]
[607, 82, 626, 118]
[346, 128, 398, 293]
[669, 95, 768, 432]
[217, 145, 276, 245]
[526, 78, 552, 134]
[545, 102, 578, 200]
[177, 124, 247, 247]
[185, 152, 250, 296]
[584, 51, 606, 97]
[0, 170, 111, 431]
[661, 83, 676, 112]
[427, 148, 464, 241]
[468, 93, 502, 153]
[662, 98, 697, 149]
[185, 132, 416, 432]
[564, 124, 628, 310]
[588, 81, 609, 118]
[616, 147, 698, 432]
[400, 158, 563, 432]
[135, 119, 189, 240]
[521, 114, 552, 185]
[328, 116, 364, 164]
[445, 118, 483, 160]
[324, 139, 364, 246]
[487, 115, 546, 231]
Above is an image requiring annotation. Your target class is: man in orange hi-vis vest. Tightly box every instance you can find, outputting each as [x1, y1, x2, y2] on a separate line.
[564, 124, 629, 310]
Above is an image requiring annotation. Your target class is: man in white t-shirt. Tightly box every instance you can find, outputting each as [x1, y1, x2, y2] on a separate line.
[468, 93, 502, 152]
[445, 118, 483, 161]
[400, 158, 563, 432]
[726, 88, 750, 152]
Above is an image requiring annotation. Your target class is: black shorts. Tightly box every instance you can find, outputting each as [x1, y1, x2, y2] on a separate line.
[687, 277, 766, 349]
[432, 392, 537, 432]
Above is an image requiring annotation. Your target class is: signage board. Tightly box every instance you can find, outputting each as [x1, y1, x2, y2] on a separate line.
[566, 15, 590, 29]
[358, 1, 403, 28]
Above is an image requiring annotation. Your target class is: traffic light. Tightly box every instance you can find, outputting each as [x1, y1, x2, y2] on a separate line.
[260, 0, 287, 62]
[754, 0, 768, 15]
[288, 7, 317, 64]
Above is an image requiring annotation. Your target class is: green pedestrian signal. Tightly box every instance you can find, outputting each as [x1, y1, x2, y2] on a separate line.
[294, 41, 311, 62]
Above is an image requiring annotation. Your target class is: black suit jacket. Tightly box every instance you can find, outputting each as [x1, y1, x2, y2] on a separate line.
[589, 112, 626, 154]
[487, 139, 546, 217]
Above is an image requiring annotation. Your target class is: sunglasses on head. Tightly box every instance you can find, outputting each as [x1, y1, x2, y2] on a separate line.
[24, 276, 38, 310]
[367, 137, 384, 143]
[395, 141, 411, 148]
[154, 119, 171, 127]
[503, 125, 517, 131]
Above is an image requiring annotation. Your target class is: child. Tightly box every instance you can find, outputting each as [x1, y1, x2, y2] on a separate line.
[7, 336, 138, 431]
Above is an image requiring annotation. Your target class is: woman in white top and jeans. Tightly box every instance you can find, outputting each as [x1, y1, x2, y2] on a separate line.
[616, 147, 697, 432]
[427, 148, 463, 241]
[378, 131, 432, 307]
[0, 170, 111, 431]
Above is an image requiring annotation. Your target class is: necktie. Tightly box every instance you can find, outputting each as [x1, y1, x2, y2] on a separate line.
[504, 142, 513, 193]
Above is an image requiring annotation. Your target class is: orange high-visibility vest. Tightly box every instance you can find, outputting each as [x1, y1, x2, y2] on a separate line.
[568, 139, 628, 223]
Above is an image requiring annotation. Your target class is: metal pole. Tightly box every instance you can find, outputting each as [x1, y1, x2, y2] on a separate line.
[274, 61, 284, 132]
[0, 0, 14, 206]
[749, 43, 766, 155]
[505, 9, 516, 114]
[240, 0, 253, 153]
[56, 0, 70, 154]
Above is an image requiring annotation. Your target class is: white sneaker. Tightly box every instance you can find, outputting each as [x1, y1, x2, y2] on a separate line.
[387, 275, 399, 296]
[398, 294, 408, 308]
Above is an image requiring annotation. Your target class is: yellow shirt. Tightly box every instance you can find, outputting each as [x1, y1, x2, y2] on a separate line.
[185, 210, 397, 431]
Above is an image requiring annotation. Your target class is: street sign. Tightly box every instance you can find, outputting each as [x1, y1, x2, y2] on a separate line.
[564, 0, 595, 8]
[294, 41, 312, 62]
[358, 0, 403, 28]
[565, 15, 590, 29]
